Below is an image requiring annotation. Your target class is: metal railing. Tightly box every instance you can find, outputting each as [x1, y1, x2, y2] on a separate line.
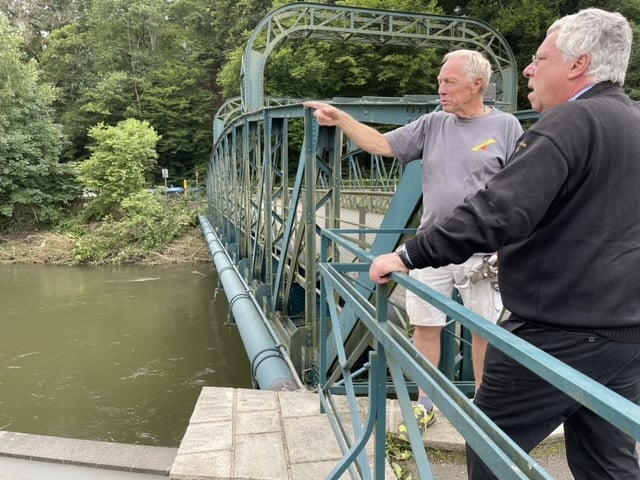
[205, 92, 640, 478]
[317, 227, 640, 479]
[205, 91, 640, 477]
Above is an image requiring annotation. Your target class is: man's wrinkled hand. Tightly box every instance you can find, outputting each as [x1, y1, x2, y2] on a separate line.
[369, 252, 409, 284]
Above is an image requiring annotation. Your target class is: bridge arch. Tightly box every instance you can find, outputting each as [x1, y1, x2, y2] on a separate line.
[240, 2, 518, 113]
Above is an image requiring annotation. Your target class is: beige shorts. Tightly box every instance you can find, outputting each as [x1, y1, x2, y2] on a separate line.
[406, 256, 503, 327]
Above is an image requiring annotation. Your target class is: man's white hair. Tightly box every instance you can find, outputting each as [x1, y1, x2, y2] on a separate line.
[548, 8, 632, 86]
[443, 49, 492, 94]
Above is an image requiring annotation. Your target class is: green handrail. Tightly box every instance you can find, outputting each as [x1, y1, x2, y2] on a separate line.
[317, 227, 640, 479]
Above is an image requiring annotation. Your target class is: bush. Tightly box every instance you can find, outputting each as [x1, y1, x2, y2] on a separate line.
[77, 119, 161, 220]
[73, 190, 200, 264]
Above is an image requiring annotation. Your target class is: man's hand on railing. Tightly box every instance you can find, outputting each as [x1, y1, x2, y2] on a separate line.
[369, 253, 409, 283]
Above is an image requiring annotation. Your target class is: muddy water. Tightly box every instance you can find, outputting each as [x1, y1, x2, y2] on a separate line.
[0, 263, 251, 446]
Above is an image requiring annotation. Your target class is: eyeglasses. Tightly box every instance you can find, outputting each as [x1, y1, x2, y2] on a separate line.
[530, 54, 547, 66]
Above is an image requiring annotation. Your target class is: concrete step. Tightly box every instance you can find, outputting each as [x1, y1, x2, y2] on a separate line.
[0, 431, 176, 480]
[0, 456, 169, 480]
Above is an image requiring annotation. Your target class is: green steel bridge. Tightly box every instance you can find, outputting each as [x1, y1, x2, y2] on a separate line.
[199, 3, 640, 478]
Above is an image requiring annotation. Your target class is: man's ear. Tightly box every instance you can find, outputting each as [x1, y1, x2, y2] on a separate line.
[568, 54, 590, 79]
[473, 77, 484, 93]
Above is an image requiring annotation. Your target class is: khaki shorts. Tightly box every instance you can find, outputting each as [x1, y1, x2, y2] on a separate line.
[406, 256, 503, 327]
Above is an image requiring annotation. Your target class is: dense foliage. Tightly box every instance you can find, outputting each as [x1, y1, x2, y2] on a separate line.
[0, 15, 80, 230]
[72, 192, 201, 264]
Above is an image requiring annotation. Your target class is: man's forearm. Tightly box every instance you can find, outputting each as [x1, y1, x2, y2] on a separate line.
[336, 112, 395, 157]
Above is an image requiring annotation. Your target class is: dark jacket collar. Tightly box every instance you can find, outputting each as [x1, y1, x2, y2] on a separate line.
[579, 81, 620, 99]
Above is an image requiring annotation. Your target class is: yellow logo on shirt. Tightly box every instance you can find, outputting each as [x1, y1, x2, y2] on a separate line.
[472, 138, 496, 151]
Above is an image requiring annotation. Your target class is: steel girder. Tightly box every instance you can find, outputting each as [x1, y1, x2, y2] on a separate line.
[240, 2, 518, 113]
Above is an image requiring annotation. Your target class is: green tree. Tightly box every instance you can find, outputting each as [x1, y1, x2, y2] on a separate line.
[463, 0, 558, 110]
[78, 118, 160, 219]
[0, 15, 79, 229]
[40, 0, 220, 180]
[337, 0, 440, 11]
[218, 0, 444, 102]
[463, 0, 640, 106]
[140, 64, 215, 181]
[37, 23, 99, 162]
[0, 0, 89, 60]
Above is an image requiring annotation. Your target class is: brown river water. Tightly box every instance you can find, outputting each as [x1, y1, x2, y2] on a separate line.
[0, 263, 251, 447]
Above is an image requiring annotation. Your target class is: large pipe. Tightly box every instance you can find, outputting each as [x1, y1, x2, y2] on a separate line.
[199, 215, 300, 391]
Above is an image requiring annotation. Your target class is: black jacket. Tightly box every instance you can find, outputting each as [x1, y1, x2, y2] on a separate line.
[405, 82, 640, 342]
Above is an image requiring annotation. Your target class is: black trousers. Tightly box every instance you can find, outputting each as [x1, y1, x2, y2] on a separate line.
[466, 319, 640, 479]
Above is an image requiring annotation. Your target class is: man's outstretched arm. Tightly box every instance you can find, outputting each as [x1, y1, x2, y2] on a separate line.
[303, 101, 396, 157]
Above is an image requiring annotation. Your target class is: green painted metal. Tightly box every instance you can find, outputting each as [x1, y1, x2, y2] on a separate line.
[202, 3, 637, 478]
[241, 2, 518, 113]
[208, 96, 440, 379]
[208, 80, 519, 388]
[205, 92, 640, 476]
[317, 229, 640, 478]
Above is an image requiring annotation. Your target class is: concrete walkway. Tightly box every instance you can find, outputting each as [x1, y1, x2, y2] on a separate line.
[170, 386, 571, 480]
[0, 456, 169, 480]
[170, 387, 395, 479]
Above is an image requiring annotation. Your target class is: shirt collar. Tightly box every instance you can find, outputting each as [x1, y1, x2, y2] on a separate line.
[570, 85, 595, 101]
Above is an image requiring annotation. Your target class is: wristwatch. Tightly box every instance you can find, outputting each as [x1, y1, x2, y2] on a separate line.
[395, 244, 414, 269]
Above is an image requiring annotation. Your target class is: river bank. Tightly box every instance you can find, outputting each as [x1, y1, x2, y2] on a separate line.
[0, 226, 211, 265]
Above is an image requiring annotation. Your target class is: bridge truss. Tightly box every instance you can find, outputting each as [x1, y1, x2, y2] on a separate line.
[200, 3, 637, 479]
[208, 1, 522, 385]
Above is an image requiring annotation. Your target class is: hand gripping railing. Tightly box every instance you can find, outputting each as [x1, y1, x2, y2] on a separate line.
[317, 227, 640, 479]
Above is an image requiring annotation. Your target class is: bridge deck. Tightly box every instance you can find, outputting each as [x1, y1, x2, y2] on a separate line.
[0, 386, 576, 479]
[169, 386, 568, 479]
[170, 386, 397, 479]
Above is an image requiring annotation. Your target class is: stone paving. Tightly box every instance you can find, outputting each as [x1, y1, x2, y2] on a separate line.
[170, 387, 397, 480]
[170, 386, 571, 480]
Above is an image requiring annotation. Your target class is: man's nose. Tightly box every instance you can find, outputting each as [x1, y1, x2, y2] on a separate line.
[523, 64, 534, 78]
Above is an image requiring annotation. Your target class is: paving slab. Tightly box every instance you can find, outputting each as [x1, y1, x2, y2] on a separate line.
[171, 387, 396, 480]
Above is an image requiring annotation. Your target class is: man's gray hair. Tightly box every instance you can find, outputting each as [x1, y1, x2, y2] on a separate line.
[548, 8, 632, 86]
[443, 49, 492, 94]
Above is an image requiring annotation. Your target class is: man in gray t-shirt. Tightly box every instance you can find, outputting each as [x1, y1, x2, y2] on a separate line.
[304, 49, 523, 431]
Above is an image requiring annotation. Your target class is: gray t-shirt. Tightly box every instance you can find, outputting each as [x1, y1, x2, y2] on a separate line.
[385, 109, 523, 231]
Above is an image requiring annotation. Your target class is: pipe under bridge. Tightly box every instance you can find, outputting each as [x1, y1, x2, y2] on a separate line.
[201, 3, 640, 478]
